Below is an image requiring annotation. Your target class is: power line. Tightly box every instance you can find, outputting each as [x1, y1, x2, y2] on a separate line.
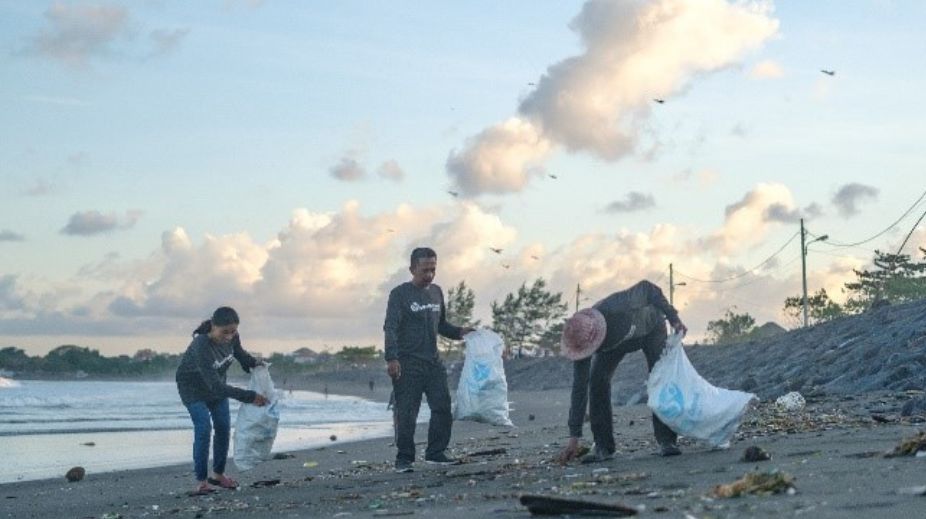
[822, 188, 926, 248]
[675, 231, 800, 283]
[895, 204, 926, 255]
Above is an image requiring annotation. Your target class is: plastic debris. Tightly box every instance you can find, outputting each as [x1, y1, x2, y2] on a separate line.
[710, 470, 795, 498]
[885, 431, 926, 458]
[776, 392, 806, 412]
[742, 446, 772, 462]
[520, 494, 638, 516]
[65, 466, 85, 482]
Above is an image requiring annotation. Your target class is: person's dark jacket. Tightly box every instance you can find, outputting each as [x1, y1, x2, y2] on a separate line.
[568, 280, 681, 437]
[175, 333, 259, 405]
[383, 282, 463, 363]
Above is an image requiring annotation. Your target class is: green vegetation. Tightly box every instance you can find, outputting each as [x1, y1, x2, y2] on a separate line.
[705, 308, 756, 345]
[440, 280, 481, 355]
[491, 278, 568, 357]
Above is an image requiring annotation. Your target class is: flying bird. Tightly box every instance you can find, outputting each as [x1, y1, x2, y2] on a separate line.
[501, 263, 511, 269]
[489, 247, 503, 254]
[530, 255, 540, 260]
[527, 82, 536, 86]
[447, 190, 459, 197]
[548, 174, 558, 179]
[653, 98, 665, 104]
[820, 69, 835, 76]
[385, 228, 395, 233]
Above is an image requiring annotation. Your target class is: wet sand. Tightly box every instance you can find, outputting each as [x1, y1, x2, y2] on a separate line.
[2, 387, 925, 518]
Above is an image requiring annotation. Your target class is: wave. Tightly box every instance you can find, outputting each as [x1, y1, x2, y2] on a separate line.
[0, 377, 20, 388]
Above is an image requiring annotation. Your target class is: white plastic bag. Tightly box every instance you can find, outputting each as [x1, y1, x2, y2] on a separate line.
[647, 333, 755, 447]
[234, 365, 280, 471]
[453, 329, 513, 426]
[775, 391, 805, 412]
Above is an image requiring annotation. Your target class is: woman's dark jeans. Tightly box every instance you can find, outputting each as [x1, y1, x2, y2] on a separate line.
[185, 398, 231, 481]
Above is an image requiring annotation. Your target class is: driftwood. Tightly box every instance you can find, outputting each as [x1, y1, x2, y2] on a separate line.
[519, 494, 637, 516]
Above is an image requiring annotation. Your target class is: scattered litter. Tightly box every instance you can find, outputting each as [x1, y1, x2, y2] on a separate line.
[528, 414, 535, 421]
[710, 470, 795, 498]
[373, 511, 414, 516]
[468, 448, 507, 457]
[250, 479, 281, 488]
[81, 442, 95, 447]
[101, 513, 123, 519]
[897, 486, 926, 496]
[330, 435, 338, 442]
[272, 452, 295, 460]
[885, 431, 926, 458]
[303, 461, 319, 468]
[742, 446, 772, 462]
[520, 494, 637, 516]
[65, 466, 85, 482]
[776, 392, 806, 412]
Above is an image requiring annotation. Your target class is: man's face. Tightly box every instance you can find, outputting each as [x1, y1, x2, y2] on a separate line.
[410, 257, 437, 287]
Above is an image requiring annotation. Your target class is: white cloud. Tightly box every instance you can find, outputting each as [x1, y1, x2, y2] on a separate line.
[0, 230, 26, 242]
[329, 156, 366, 182]
[448, 0, 778, 196]
[749, 59, 784, 79]
[832, 183, 879, 218]
[28, 2, 131, 69]
[604, 192, 656, 214]
[60, 210, 143, 236]
[377, 160, 404, 182]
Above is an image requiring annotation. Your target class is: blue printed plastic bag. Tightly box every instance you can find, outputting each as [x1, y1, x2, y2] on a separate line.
[647, 333, 755, 447]
[234, 365, 280, 471]
[453, 329, 513, 426]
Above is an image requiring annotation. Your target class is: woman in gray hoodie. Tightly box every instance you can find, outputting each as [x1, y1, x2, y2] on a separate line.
[175, 306, 268, 495]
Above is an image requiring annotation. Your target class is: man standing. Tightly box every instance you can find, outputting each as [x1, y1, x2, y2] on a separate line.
[556, 280, 687, 463]
[384, 247, 474, 473]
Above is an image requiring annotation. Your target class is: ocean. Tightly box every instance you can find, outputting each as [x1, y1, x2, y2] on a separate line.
[0, 377, 414, 484]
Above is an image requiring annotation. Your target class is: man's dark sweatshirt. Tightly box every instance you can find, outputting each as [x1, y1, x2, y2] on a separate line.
[175, 334, 259, 405]
[384, 282, 463, 363]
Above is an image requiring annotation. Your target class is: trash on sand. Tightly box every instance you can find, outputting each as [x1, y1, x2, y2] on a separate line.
[303, 461, 319, 468]
[519, 494, 638, 516]
[775, 392, 806, 412]
[250, 479, 281, 488]
[710, 470, 795, 498]
[528, 414, 535, 421]
[742, 446, 772, 462]
[273, 452, 295, 460]
[65, 466, 85, 482]
[81, 442, 95, 447]
[330, 434, 338, 442]
[897, 486, 926, 496]
[469, 448, 507, 457]
[885, 431, 926, 458]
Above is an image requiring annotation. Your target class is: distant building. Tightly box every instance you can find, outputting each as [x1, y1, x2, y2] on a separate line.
[290, 347, 321, 364]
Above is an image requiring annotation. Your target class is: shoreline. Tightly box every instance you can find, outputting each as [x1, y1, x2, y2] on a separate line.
[3, 388, 926, 518]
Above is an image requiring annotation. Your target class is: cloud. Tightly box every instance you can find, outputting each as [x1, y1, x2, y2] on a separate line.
[832, 183, 879, 218]
[61, 210, 143, 236]
[764, 202, 823, 223]
[671, 168, 720, 189]
[705, 183, 802, 253]
[0, 230, 26, 242]
[24, 178, 54, 196]
[446, 118, 553, 196]
[377, 160, 404, 182]
[329, 156, 366, 182]
[605, 192, 656, 214]
[448, 0, 778, 196]
[147, 27, 189, 58]
[28, 2, 131, 69]
[67, 152, 90, 167]
[749, 59, 784, 79]
[0, 275, 27, 311]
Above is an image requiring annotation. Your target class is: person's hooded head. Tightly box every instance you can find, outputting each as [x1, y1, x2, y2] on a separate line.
[560, 308, 606, 360]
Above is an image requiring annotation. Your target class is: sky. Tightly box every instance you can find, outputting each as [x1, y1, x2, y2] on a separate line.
[2, 0, 926, 357]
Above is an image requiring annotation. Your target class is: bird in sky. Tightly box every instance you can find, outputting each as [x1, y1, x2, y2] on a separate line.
[653, 98, 665, 104]
[386, 228, 395, 233]
[447, 190, 459, 197]
[548, 174, 558, 179]
[821, 69, 835, 76]
[530, 255, 540, 260]
[501, 263, 511, 269]
[489, 247, 503, 254]
[528, 82, 536, 86]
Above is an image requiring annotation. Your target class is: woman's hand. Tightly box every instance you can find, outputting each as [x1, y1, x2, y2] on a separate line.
[252, 394, 269, 406]
[555, 437, 582, 464]
[387, 360, 401, 381]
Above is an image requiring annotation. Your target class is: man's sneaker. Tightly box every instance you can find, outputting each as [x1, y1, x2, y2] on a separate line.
[424, 452, 461, 465]
[394, 460, 414, 473]
[659, 444, 682, 457]
[580, 447, 614, 464]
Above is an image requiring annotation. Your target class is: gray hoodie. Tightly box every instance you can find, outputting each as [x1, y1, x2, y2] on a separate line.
[175, 333, 259, 405]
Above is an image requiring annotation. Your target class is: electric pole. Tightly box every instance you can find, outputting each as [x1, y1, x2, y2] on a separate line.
[669, 263, 675, 305]
[575, 283, 581, 313]
[801, 218, 808, 327]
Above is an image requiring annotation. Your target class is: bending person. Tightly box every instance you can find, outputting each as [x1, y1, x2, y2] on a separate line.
[556, 281, 687, 464]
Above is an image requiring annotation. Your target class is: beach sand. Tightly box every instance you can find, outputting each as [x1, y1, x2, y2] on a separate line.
[2, 384, 925, 518]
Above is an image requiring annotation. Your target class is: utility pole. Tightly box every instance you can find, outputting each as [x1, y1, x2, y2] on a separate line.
[800, 218, 829, 327]
[669, 263, 675, 305]
[575, 283, 581, 313]
[801, 218, 808, 327]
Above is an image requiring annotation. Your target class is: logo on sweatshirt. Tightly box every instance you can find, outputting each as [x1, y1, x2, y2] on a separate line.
[410, 302, 440, 313]
[213, 354, 234, 370]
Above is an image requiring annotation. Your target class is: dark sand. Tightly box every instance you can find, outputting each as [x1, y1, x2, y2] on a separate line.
[3, 382, 926, 518]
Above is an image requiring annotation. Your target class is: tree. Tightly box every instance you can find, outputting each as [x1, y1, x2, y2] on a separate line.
[440, 281, 480, 355]
[705, 308, 756, 345]
[842, 249, 926, 313]
[335, 345, 379, 363]
[783, 288, 846, 327]
[491, 278, 568, 357]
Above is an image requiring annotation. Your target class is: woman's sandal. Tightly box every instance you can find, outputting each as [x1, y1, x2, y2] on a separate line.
[207, 475, 239, 489]
[189, 483, 216, 496]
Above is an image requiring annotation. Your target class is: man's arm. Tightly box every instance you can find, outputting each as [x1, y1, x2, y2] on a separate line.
[567, 357, 592, 438]
[437, 297, 465, 340]
[638, 280, 686, 332]
[383, 288, 403, 362]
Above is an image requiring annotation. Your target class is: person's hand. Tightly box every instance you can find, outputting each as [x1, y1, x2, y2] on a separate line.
[672, 320, 688, 337]
[387, 360, 402, 381]
[252, 394, 269, 406]
[555, 437, 582, 464]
